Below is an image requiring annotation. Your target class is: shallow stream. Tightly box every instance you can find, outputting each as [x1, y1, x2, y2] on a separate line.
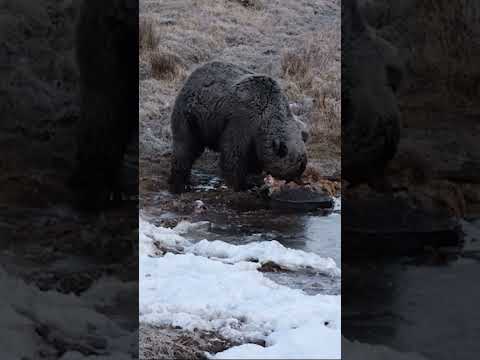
[144, 171, 341, 296]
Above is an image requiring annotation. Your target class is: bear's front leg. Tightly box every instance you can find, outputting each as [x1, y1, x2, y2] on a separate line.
[169, 149, 193, 194]
[220, 138, 250, 192]
[222, 160, 249, 191]
[169, 138, 204, 194]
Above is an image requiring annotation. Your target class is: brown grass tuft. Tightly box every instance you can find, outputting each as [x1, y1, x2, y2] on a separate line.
[371, 0, 480, 106]
[417, 0, 480, 103]
[140, 16, 158, 52]
[150, 51, 186, 81]
[310, 94, 341, 142]
[281, 33, 340, 145]
[281, 52, 312, 84]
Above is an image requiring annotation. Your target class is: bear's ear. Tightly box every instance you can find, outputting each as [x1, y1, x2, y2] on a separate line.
[273, 139, 288, 158]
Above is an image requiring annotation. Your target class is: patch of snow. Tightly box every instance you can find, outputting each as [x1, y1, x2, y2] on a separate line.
[171, 220, 340, 276]
[333, 196, 341, 211]
[189, 239, 339, 276]
[0, 268, 136, 359]
[140, 217, 341, 359]
[214, 319, 340, 359]
[140, 217, 189, 253]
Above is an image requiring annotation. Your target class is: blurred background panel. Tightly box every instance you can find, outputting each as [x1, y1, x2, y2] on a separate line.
[342, 1, 480, 359]
[0, 1, 139, 358]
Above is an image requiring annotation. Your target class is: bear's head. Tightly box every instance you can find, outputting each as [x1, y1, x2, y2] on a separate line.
[233, 73, 309, 181]
[259, 105, 309, 181]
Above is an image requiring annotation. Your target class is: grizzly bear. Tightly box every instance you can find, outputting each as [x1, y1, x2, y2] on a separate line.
[342, 0, 404, 185]
[71, 0, 138, 209]
[169, 62, 308, 193]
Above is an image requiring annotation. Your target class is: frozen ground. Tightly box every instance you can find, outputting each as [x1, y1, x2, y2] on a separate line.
[139, 217, 341, 358]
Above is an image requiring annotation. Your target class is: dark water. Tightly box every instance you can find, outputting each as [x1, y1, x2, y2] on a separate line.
[176, 171, 342, 295]
[180, 210, 341, 295]
[343, 218, 480, 359]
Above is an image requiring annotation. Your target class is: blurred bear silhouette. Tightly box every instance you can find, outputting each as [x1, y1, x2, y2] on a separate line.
[70, 0, 139, 210]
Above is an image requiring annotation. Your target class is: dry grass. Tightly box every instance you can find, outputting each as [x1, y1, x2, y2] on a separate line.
[310, 90, 341, 143]
[369, 0, 480, 106]
[280, 32, 340, 145]
[281, 51, 314, 92]
[139, 16, 158, 52]
[417, 0, 480, 104]
[150, 50, 186, 81]
[140, 0, 341, 174]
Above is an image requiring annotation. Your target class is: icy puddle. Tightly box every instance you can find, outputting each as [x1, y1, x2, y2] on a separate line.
[140, 200, 341, 358]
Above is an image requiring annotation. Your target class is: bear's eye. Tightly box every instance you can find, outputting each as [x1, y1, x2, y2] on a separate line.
[273, 139, 288, 158]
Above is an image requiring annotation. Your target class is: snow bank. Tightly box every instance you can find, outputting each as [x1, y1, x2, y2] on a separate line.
[171, 219, 340, 276]
[0, 268, 136, 359]
[140, 217, 189, 254]
[189, 239, 340, 276]
[140, 218, 341, 359]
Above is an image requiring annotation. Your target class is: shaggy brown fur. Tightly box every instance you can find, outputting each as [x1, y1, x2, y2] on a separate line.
[169, 62, 308, 193]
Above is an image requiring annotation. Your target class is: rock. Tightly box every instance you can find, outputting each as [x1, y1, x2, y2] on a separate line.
[261, 174, 335, 211]
[193, 200, 207, 214]
[270, 188, 334, 211]
[258, 261, 291, 273]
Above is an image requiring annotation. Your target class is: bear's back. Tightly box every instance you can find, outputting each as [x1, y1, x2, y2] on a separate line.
[181, 62, 253, 100]
[172, 62, 253, 146]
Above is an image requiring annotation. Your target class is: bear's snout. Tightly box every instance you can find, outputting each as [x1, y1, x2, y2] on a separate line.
[283, 152, 307, 181]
